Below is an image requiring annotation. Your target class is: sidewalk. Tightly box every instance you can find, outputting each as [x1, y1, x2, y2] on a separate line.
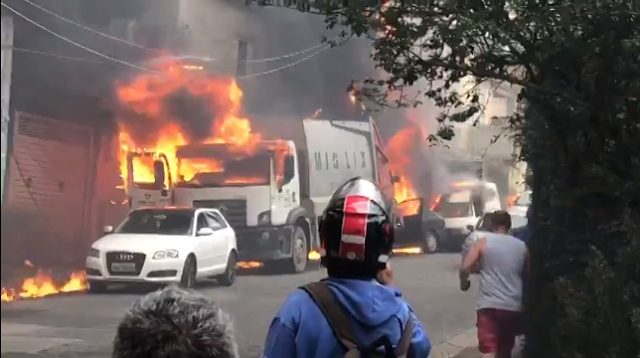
[430, 329, 477, 358]
[450, 338, 525, 358]
[453, 347, 480, 358]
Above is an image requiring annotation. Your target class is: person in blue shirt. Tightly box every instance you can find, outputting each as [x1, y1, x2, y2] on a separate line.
[261, 177, 431, 358]
[512, 206, 533, 244]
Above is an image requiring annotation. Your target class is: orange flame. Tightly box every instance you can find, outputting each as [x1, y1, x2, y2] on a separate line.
[116, 61, 263, 189]
[237, 261, 263, 269]
[308, 251, 321, 260]
[1, 269, 87, 302]
[386, 126, 422, 216]
[393, 247, 423, 255]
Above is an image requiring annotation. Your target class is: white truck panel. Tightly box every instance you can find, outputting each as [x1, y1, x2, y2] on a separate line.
[303, 119, 375, 214]
[447, 190, 472, 203]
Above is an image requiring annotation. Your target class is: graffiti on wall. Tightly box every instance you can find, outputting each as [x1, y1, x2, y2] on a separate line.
[1, 16, 14, 203]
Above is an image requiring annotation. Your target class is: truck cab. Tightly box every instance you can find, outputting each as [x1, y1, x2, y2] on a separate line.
[126, 140, 314, 273]
[171, 141, 309, 272]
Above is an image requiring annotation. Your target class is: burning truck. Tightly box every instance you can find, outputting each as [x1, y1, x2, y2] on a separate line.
[122, 118, 400, 273]
[112, 61, 416, 273]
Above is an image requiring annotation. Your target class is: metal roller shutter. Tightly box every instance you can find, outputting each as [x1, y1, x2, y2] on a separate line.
[6, 112, 93, 254]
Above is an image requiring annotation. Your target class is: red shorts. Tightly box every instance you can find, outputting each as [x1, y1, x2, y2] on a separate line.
[477, 308, 522, 357]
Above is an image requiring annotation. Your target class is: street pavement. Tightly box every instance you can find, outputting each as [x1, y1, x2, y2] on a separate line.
[1, 253, 479, 358]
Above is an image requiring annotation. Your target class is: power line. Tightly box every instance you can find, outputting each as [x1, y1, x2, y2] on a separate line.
[2, 2, 333, 78]
[238, 45, 330, 78]
[19, 0, 329, 64]
[4, 44, 332, 78]
[149, 44, 325, 65]
[9, 46, 107, 63]
[1, 2, 155, 72]
[18, 0, 156, 51]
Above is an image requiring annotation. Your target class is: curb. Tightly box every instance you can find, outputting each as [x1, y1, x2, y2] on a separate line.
[430, 329, 477, 358]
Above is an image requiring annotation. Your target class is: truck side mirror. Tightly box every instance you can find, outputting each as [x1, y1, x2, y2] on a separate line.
[283, 155, 295, 183]
[153, 160, 165, 190]
[391, 175, 400, 183]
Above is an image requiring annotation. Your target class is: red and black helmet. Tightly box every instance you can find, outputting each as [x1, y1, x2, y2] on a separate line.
[318, 177, 394, 275]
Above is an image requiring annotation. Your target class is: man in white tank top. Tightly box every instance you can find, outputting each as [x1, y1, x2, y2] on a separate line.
[459, 211, 529, 358]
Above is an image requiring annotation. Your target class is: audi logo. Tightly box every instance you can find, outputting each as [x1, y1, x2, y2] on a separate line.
[118, 253, 134, 261]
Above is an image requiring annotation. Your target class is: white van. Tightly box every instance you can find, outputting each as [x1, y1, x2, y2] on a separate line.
[432, 182, 501, 251]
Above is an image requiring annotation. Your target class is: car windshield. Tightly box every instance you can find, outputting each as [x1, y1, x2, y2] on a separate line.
[434, 201, 472, 218]
[514, 192, 531, 206]
[115, 210, 193, 235]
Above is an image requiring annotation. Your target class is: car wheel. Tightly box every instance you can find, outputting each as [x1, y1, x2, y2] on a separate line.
[288, 226, 308, 273]
[422, 231, 439, 254]
[180, 256, 197, 289]
[87, 280, 107, 293]
[217, 251, 237, 286]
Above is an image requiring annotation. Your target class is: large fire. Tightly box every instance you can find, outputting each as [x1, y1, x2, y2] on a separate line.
[116, 62, 262, 188]
[386, 126, 422, 216]
[1, 262, 87, 302]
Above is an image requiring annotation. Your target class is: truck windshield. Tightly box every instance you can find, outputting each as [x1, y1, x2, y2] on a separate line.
[434, 201, 472, 218]
[176, 155, 270, 188]
[116, 210, 193, 235]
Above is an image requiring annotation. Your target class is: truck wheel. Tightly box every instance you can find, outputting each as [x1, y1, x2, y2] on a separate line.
[422, 231, 439, 254]
[288, 226, 308, 273]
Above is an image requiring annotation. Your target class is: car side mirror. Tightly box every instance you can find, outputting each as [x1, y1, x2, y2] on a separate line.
[466, 225, 475, 232]
[197, 227, 214, 236]
[283, 155, 295, 183]
[103, 225, 114, 234]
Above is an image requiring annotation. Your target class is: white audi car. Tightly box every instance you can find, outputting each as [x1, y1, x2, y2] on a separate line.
[86, 207, 237, 292]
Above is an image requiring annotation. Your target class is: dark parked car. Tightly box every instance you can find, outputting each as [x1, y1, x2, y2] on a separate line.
[395, 198, 446, 253]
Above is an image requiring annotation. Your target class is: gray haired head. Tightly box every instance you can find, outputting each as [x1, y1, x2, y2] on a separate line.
[113, 286, 238, 358]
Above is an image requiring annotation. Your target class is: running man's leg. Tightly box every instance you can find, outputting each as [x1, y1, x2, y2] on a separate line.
[495, 310, 521, 358]
[477, 309, 499, 358]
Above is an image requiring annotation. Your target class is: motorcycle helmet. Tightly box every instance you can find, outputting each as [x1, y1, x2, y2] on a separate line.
[319, 177, 394, 277]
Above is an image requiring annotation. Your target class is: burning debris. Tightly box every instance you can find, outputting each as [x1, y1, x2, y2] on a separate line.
[1, 261, 87, 302]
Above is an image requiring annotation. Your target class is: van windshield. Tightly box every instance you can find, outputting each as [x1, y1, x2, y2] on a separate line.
[434, 201, 472, 218]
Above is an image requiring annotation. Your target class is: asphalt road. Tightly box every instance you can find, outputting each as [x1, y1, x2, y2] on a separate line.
[1, 253, 478, 358]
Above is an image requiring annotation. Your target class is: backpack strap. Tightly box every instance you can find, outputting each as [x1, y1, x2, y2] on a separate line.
[300, 282, 359, 351]
[393, 315, 414, 356]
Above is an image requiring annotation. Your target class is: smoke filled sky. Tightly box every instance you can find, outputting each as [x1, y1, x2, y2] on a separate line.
[237, 7, 376, 120]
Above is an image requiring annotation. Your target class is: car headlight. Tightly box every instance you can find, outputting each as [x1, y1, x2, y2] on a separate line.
[257, 211, 271, 225]
[88, 248, 100, 258]
[153, 250, 179, 259]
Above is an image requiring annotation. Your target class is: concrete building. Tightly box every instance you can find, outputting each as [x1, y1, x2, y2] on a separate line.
[444, 79, 528, 206]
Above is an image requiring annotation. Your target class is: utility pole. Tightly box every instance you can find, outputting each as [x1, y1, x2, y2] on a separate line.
[236, 40, 248, 77]
[1, 15, 14, 204]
